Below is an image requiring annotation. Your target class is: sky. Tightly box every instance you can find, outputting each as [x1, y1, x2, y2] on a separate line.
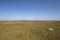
[0, 0, 60, 20]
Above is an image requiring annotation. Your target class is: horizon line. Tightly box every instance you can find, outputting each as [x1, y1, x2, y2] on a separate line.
[0, 20, 60, 21]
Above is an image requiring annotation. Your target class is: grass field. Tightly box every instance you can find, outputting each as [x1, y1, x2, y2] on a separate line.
[0, 21, 60, 40]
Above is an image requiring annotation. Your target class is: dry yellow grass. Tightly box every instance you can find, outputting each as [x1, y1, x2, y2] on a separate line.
[0, 21, 60, 40]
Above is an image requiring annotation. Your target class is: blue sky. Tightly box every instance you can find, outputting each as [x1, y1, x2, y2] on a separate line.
[0, 0, 60, 20]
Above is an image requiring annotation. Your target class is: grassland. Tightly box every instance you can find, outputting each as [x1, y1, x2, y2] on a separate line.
[0, 21, 60, 40]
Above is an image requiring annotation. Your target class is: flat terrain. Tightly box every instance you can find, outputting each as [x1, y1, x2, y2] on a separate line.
[0, 21, 60, 40]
